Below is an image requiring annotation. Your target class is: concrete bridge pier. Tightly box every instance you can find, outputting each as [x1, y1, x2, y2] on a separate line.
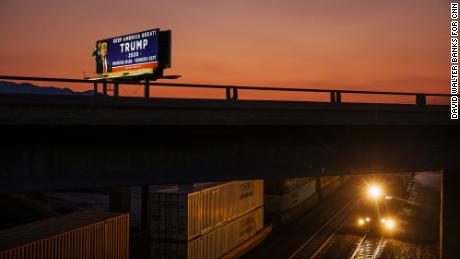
[441, 170, 460, 259]
[109, 185, 150, 231]
[109, 186, 150, 259]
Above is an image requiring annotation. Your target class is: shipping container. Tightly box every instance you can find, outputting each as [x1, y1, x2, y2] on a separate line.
[0, 210, 129, 259]
[151, 206, 264, 259]
[221, 224, 272, 259]
[264, 177, 314, 194]
[265, 180, 316, 212]
[44, 191, 110, 211]
[320, 176, 341, 189]
[320, 177, 342, 198]
[149, 180, 263, 241]
[340, 175, 351, 183]
[266, 193, 319, 225]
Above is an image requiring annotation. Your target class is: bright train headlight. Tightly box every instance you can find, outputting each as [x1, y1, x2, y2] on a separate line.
[368, 185, 382, 199]
[358, 218, 365, 226]
[384, 219, 395, 230]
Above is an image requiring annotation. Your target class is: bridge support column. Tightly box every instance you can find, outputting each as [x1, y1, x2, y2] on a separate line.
[226, 87, 238, 101]
[330, 91, 341, 103]
[416, 94, 426, 105]
[109, 187, 131, 213]
[441, 170, 460, 259]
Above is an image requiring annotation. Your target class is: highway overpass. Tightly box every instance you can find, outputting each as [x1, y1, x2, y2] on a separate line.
[0, 76, 458, 192]
[1, 76, 459, 257]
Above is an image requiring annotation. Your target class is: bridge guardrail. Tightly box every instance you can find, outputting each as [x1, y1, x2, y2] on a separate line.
[0, 75, 454, 105]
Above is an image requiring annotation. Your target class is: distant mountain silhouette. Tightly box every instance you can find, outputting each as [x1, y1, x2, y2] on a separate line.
[0, 81, 93, 95]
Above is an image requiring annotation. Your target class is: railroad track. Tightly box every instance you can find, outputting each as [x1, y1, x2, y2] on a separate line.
[286, 175, 414, 259]
[349, 234, 387, 259]
[288, 197, 357, 259]
[287, 196, 388, 259]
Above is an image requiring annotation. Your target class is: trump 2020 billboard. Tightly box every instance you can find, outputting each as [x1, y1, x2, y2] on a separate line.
[94, 28, 160, 78]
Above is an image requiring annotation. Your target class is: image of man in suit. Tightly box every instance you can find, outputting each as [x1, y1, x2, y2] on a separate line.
[93, 42, 112, 74]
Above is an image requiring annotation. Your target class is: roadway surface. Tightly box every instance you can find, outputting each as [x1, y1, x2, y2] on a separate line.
[244, 172, 440, 258]
[0, 93, 456, 125]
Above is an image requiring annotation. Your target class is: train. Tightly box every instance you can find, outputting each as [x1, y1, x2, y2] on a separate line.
[354, 173, 415, 233]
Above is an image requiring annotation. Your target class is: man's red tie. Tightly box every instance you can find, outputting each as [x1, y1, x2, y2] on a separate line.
[103, 60, 107, 73]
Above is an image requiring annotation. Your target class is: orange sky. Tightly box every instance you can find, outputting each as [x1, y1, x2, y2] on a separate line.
[0, 0, 451, 102]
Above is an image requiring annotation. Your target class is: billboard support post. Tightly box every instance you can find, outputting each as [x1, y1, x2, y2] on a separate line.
[102, 81, 107, 96]
[144, 79, 150, 98]
[114, 82, 119, 97]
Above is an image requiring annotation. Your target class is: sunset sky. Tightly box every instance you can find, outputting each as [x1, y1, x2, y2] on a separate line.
[0, 0, 451, 101]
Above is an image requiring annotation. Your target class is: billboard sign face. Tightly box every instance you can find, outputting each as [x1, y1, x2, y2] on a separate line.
[94, 29, 160, 77]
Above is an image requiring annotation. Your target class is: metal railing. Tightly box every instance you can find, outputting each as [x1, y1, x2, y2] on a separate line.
[0, 75, 453, 105]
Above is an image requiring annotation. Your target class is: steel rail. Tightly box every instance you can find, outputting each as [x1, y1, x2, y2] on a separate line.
[371, 236, 386, 259]
[309, 231, 337, 258]
[349, 232, 369, 259]
[350, 234, 386, 259]
[288, 197, 357, 259]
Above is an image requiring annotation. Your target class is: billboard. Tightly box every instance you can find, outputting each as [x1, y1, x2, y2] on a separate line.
[93, 29, 160, 78]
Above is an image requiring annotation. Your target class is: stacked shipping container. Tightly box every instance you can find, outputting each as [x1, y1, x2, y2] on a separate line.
[319, 176, 342, 198]
[152, 207, 264, 259]
[319, 176, 341, 189]
[265, 176, 345, 225]
[264, 177, 312, 194]
[265, 178, 316, 212]
[264, 177, 318, 225]
[0, 210, 129, 259]
[149, 180, 264, 259]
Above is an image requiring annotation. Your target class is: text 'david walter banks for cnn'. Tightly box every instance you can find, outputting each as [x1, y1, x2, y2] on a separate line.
[451, 2, 458, 119]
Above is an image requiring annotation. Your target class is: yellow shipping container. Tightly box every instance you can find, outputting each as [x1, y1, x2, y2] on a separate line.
[149, 180, 264, 242]
[320, 176, 341, 189]
[151, 206, 264, 259]
[265, 180, 316, 212]
[0, 210, 129, 259]
[264, 177, 315, 194]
